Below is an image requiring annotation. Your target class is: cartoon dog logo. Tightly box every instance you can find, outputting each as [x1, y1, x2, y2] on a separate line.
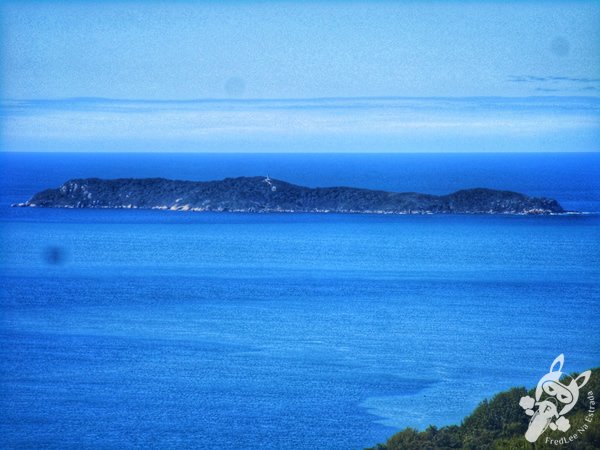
[520, 354, 591, 443]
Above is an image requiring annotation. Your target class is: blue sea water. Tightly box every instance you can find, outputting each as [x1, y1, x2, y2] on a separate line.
[0, 153, 599, 449]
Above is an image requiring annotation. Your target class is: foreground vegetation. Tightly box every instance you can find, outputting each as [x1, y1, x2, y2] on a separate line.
[369, 368, 599, 450]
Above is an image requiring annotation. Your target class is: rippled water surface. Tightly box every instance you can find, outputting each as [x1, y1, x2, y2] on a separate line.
[1, 153, 599, 449]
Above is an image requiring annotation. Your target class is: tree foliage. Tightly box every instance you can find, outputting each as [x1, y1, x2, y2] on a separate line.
[368, 368, 600, 450]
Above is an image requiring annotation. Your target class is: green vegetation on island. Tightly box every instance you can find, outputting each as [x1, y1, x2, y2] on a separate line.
[16, 176, 565, 215]
[369, 368, 599, 450]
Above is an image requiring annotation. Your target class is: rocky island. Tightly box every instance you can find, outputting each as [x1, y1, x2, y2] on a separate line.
[14, 176, 565, 215]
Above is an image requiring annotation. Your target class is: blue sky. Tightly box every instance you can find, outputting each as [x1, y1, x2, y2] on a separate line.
[1, 0, 599, 152]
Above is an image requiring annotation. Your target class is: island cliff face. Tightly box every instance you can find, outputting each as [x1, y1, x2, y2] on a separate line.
[15, 176, 565, 215]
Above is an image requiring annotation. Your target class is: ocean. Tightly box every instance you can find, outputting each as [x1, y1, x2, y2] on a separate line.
[1, 152, 599, 449]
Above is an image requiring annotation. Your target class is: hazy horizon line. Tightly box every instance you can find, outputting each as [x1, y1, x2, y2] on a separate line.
[3, 94, 600, 104]
[2, 95, 598, 153]
[2, 150, 599, 154]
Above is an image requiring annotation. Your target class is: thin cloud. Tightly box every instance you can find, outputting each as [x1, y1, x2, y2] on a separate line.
[508, 75, 600, 84]
[508, 75, 600, 94]
[534, 88, 561, 93]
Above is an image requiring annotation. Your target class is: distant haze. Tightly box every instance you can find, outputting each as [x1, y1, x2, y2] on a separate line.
[1, 97, 598, 153]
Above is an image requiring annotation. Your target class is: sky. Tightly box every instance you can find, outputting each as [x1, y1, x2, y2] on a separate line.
[0, 0, 599, 152]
